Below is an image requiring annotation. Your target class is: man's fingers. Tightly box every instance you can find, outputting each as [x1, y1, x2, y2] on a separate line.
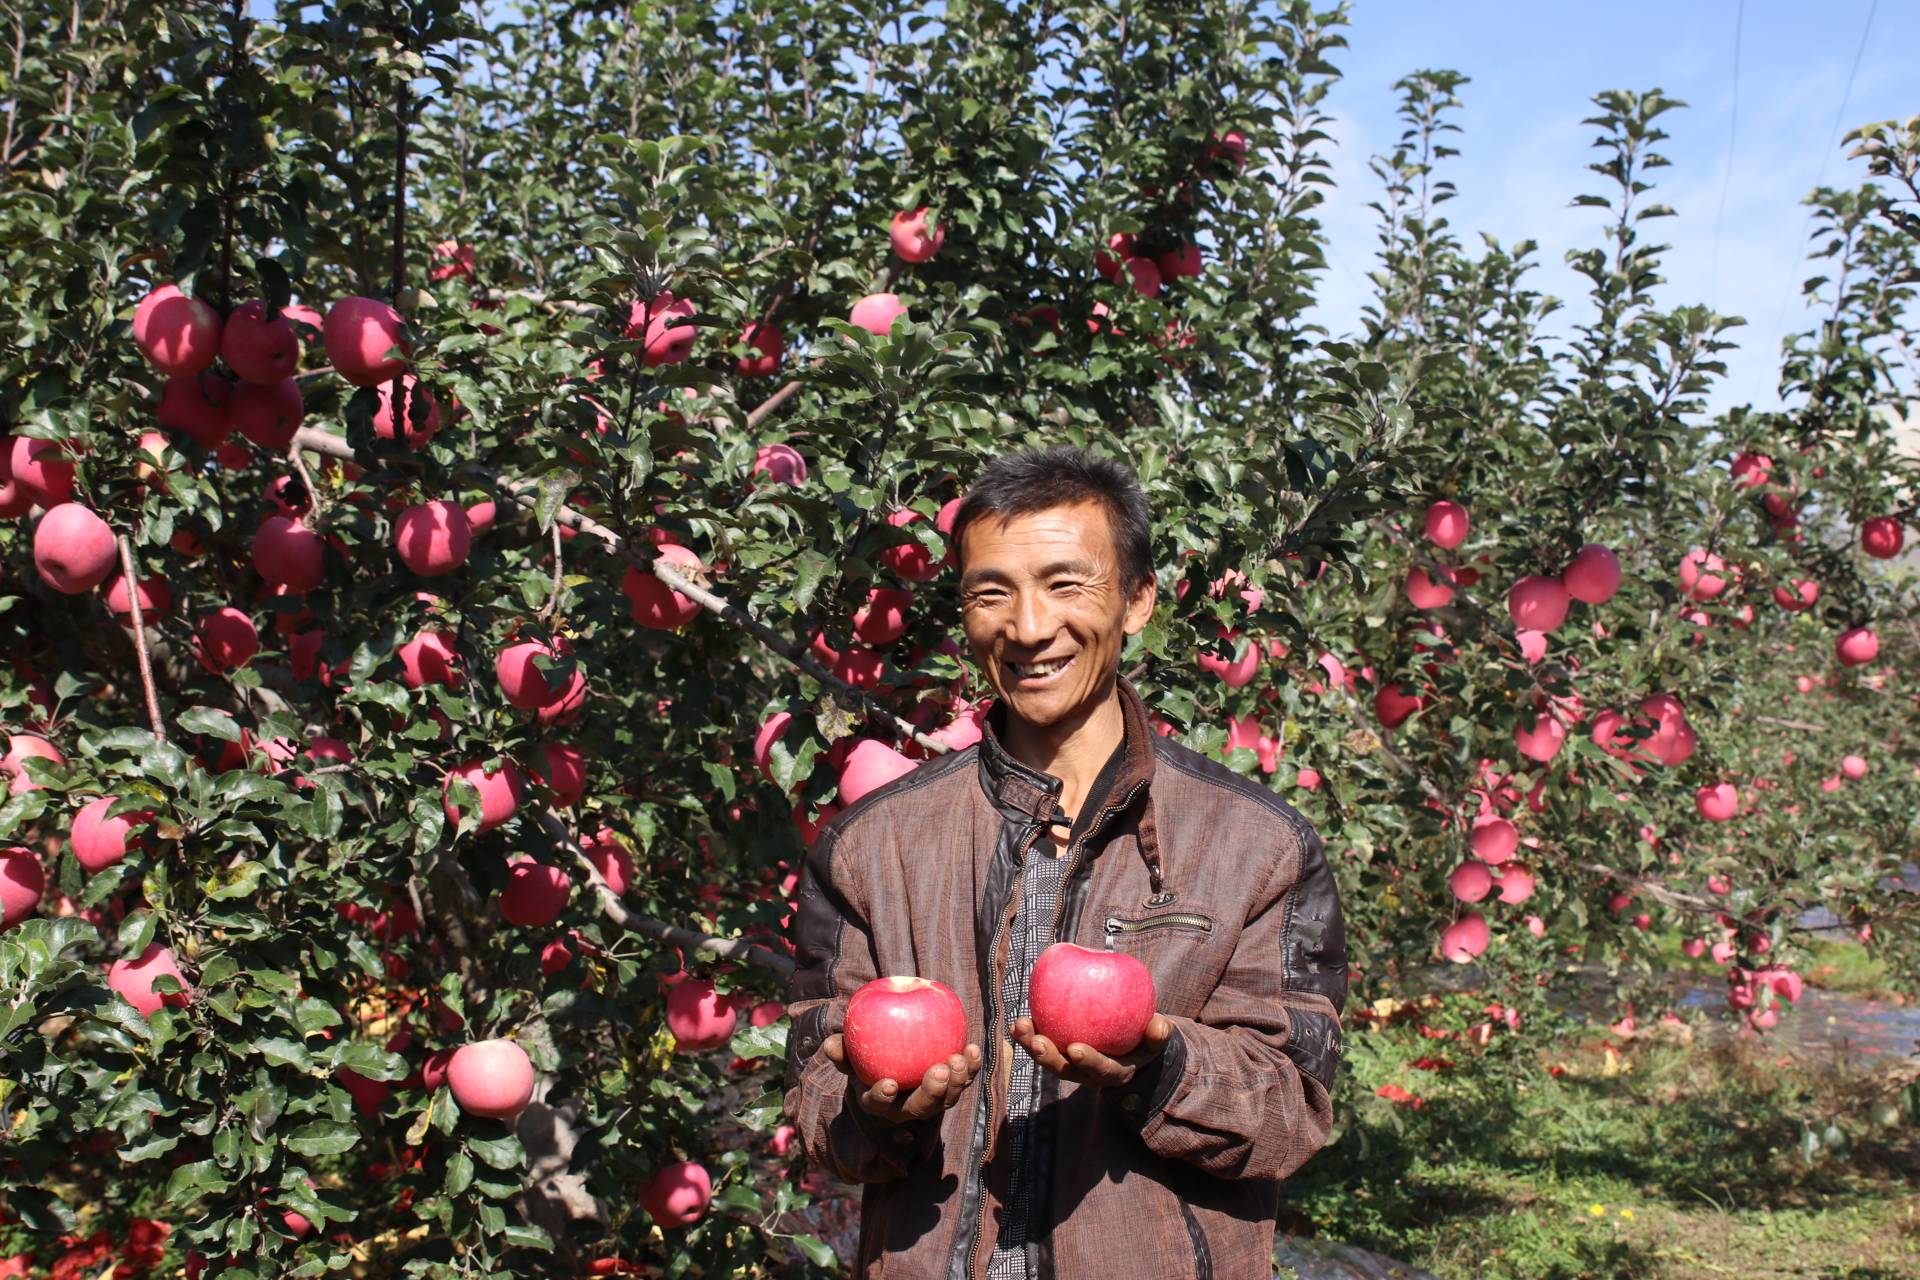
[821, 1034, 851, 1073]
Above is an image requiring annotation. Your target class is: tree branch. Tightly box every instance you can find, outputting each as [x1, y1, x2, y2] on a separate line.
[116, 536, 167, 744]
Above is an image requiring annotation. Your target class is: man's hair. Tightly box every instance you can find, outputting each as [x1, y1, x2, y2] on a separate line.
[949, 445, 1154, 596]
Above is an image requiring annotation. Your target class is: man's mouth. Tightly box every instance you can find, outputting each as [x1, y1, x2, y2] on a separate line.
[1007, 654, 1076, 685]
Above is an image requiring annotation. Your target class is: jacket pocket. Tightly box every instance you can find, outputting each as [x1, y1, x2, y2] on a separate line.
[1103, 911, 1215, 940]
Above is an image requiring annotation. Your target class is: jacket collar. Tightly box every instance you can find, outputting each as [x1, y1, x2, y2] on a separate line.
[977, 674, 1158, 823]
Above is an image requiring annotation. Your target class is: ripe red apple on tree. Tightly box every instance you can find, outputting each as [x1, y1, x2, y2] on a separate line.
[394, 500, 473, 576]
[1423, 500, 1468, 549]
[431, 239, 477, 282]
[641, 1161, 712, 1228]
[890, 207, 946, 263]
[626, 292, 697, 366]
[880, 508, 941, 582]
[1678, 548, 1730, 601]
[32, 503, 117, 594]
[1859, 516, 1903, 559]
[397, 628, 461, 688]
[253, 515, 326, 590]
[1835, 626, 1878, 667]
[495, 636, 587, 723]
[1507, 576, 1569, 632]
[8, 435, 74, 508]
[1773, 578, 1819, 611]
[157, 370, 236, 447]
[1449, 859, 1493, 903]
[194, 607, 260, 673]
[622, 544, 705, 630]
[447, 1039, 536, 1120]
[530, 742, 586, 807]
[842, 975, 968, 1086]
[498, 857, 571, 927]
[1028, 943, 1157, 1057]
[1561, 543, 1620, 604]
[1440, 911, 1489, 963]
[0, 847, 44, 928]
[666, 978, 738, 1052]
[370, 375, 442, 447]
[133, 285, 222, 376]
[1404, 566, 1454, 609]
[735, 322, 784, 377]
[850, 292, 908, 336]
[749, 443, 807, 487]
[853, 587, 914, 646]
[1695, 782, 1738, 823]
[106, 943, 191, 1016]
[70, 796, 153, 872]
[441, 759, 526, 832]
[1373, 682, 1424, 729]
[220, 300, 301, 384]
[229, 377, 304, 449]
[323, 296, 410, 386]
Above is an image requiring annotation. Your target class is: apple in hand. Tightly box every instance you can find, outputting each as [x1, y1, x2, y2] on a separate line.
[1029, 942, 1157, 1056]
[843, 976, 968, 1088]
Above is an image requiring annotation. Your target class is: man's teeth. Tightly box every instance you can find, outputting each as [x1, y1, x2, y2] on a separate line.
[1013, 657, 1072, 677]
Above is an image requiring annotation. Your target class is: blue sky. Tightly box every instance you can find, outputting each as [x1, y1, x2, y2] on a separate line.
[1306, 0, 1916, 416]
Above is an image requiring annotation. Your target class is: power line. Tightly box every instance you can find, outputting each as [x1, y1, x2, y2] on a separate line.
[1710, 0, 1743, 311]
[1769, 0, 1879, 350]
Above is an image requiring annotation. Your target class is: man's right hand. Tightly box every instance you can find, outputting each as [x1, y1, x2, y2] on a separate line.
[820, 1034, 985, 1125]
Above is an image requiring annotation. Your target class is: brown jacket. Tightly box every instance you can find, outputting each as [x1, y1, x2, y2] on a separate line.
[782, 678, 1347, 1279]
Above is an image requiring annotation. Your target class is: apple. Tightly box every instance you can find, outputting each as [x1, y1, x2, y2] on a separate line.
[583, 827, 635, 896]
[843, 975, 968, 1086]
[499, 857, 571, 926]
[1155, 243, 1203, 280]
[1199, 631, 1260, 688]
[754, 711, 793, 783]
[157, 370, 236, 447]
[0, 847, 44, 928]
[1373, 683, 1424, 729]
[431, 239, 477, 282]
[8, 435, 75, 507]
[1773, 578, 1819, 611]
[530, 742, 586, 807]
[1835, 626, 1878, 667]
[850, 292, 908, 336]
[666, 978, 738, 1052]
[1729, 451, 1771, 487]
[495, 636, 587, 721]
[447, 1039, 536, 1119]
[1694, 783, 1738, 823]
[441, 759, 526, 832]
[1208, 130, 1250, 170]
[1514, 713, 1566, 763]
[890, 208, 946, 263]
[394, 500, 472, 576]
[1493, 862, 1535, 904]
[253, 516, 326, 590]
[220, 300, 300, 384]
[641, 1161, 712, 1227]
[337, 1067, 391, 1117]
[1840, 753, 1868, 780]
[33, 503, 117, 594]
[1029, 944, 1156, 1057]
[1094, 232, 1135, 282]
[1120, 256, 1161, 298]
[1405, 566, 1454, 609]
[1440, 912, 1489, 963]
[107, 943, 191, 1016]
[133, 285, 222, 376]
[1860, 516, 1903, 559]
[2, 734, 64, 795]
[749, 443, 807, 487]
[853, 587, 914, 646]
[230, 377, 304, 449]
[880, 509, 940, 582]
[398, 628, 461, 688]
[624, 292, 697, 367]
[837, 739, 917, 805]
[194, 607, 260, 673]
[370, 375, 442, 446]
[1423, 500, 1468, 549]
[1469, 816, 1517, 865]
[1561, 544, 1621, 604]
[69, 796, 153, 872]
[1507, 576, 1569, 632]
[1678, 548, 1729, 601]
[1449, 859, 1493, 903]
[736, 322, 784, 377]
[323, 296, 410, 387]
[622, 544, 704, 630]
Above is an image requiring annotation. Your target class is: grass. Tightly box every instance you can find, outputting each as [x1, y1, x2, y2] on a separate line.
[1280, 992, 1920, 1280]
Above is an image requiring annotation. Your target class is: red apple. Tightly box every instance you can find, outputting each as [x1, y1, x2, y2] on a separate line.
[1423, 500, 1468, 549]
[447, 1039, 535, 1119]
[431, 239, 477, 282]
[229, 377, 304, 450]
[626, 293, 696, 367]
[107, 943, 191, 1016]
[1029, 943, 1156, 1056]
[880, 509, 940, 582]
[221, 300, 301, 384]
[736, 322, 784, 377]
[194, 607, 260, 673]
[666, 979, 738, 1052]
[0, 846, 44, 927]
[749, 443, 807, 487]
[1507, 576, 1570, 633]
[842, 975, 968, 1086]
[495, 636, 587, 721]
[1404, 565, 1454, 609]
[1561, 544, 1621, 604]
[157, 370, 236, 447]
[1440, 912, 1489, 963]
[70, 796, 153, 872]
[253, 516, 326, 590]
[442, 759, 526, 832]
[889, 208, 946, 263]
[323, 296, 410, 387]
[398, 628, 461, 688]
[370, 375, 441, 447]
[530, 742, 586, 807]
[133, 285, 222, 376]
[394, 500, 472, 576]
[1860, 516, 1903, 559]
[853, 587, 914, 646]
[850, 292, 907, 336]
[499, 858, 571, 926]
[8, 435, 75, 507]
[33, 503, 117, 594]
[641, 1161, 711, 1227]
[622, 544, 704, 630]
[1694, 782, 1738, 823]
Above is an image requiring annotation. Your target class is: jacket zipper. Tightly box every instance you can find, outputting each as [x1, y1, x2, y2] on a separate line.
[967, 777, 1148, 1280]
[962, 822, 1042, 1280]
[1103, 912, 1214, 941]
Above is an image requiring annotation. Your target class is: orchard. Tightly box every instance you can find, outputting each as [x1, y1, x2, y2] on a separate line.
[1, 0, 1917, 1277]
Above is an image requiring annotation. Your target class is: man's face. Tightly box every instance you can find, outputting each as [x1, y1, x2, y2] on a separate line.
[957, 501, 1156, 729]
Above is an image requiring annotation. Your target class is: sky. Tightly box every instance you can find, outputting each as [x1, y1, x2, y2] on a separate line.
[1305, 0, 1916, 417]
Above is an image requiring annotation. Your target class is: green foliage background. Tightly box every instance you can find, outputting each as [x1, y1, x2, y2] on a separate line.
[0, 0, 1915, 1274]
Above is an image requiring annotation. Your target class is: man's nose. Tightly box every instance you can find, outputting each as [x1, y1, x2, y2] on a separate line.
[1009, 588, 1056, 646]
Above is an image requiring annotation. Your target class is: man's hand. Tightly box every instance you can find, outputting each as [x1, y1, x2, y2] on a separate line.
[1010, 1014, 1174, 1088]
[820, 1034, 985, 1126]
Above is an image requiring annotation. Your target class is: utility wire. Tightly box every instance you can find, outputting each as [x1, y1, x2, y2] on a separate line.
[1709, 0, 1743, 310]
[1769, 0, 1879, 352]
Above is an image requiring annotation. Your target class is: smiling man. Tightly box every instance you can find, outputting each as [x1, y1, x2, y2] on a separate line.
[783, 445, 1348, 1279]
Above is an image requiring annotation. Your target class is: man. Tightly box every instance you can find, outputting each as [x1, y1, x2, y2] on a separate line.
[783, 445, 1347, 1279]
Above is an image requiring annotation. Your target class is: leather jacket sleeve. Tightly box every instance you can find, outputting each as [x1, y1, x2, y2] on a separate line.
[1110, 816, 1348, 1181]
[781, 823, 943, 1183]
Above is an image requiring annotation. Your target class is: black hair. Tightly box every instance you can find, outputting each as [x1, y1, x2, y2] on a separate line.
[949, 445, 1154, 596]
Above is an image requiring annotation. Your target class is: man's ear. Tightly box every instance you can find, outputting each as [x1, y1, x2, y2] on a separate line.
[1123, 578, 1156, 637]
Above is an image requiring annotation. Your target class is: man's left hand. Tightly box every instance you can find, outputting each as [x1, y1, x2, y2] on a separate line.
[1009, 1014, 1174, 1088]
